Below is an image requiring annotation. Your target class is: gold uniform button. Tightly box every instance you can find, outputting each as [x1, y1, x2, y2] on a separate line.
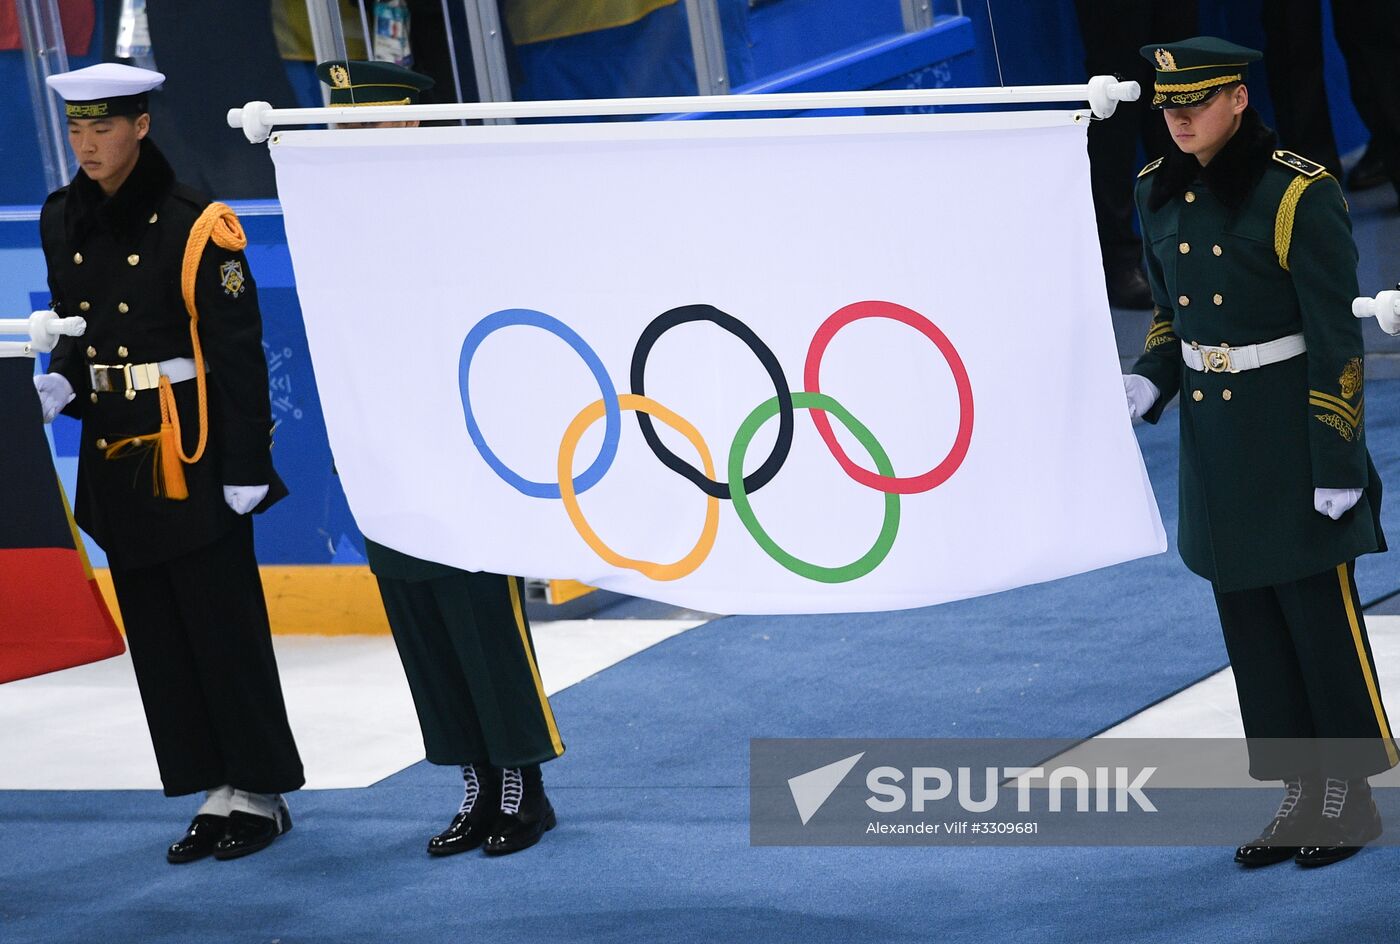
[1192, 390, 1204, 402]
[79, 301, 90, 311]
[85, 345, 96, 358]
[118, 302, 130, 314]
[1213, 294, 1223, 306]
[117, 346, 129, 358]
[1222, 389, 1233, 401]
[124, 389, 136, 400]
[89, 391, 98, 403]
[95, 438, 108, 450]
[148, 212, 158, 224]
[73, 252, 83, 264]
[1212, 244, 1223, 256]
[127, 254, 140, 266]
[1179, 295, 1190, 307]
[1179, 242, 1190, 254]
[1185, 191, 1196, 203]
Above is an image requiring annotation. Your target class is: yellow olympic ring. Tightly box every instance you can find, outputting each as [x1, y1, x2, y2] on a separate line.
[557, 393, 721, 582]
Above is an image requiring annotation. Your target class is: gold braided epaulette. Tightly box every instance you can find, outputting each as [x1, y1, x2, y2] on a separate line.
[1273, 158, 1338, 271]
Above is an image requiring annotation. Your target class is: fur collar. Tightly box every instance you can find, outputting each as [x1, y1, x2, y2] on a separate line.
[1149, 108, 1277, 212]
[64, 137, 176, 247]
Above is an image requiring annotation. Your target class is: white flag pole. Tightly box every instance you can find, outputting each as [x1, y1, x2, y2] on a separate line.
[228, 77, 1141, 144]
[0, 311, 87, 358]
[1353, 289, 1400, 336]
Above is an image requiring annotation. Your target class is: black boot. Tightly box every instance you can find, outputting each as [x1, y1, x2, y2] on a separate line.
[1295, 777, 1382, 867]
[428, 763, 498, 857]
[484, 765, 555, 856]
[1346, 145, 1387, 191]
[167, 814, 229, 864]
[1235, 778, 1314, 867]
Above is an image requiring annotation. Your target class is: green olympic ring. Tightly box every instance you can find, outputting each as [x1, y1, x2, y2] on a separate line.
[728, 391, 901, 583]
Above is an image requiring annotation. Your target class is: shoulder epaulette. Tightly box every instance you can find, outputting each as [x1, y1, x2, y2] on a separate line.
[169, 182, 211, 211]
[1272, 150, 1326, 178]
[1137, 157, 1164, 179]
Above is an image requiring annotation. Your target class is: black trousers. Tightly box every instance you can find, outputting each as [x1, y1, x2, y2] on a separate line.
[1262, 0, 1344, 175]
[377, 571, 564, 769]
[1214, 562, 1397, 780]
[1073, 0, 1199, 271]
[1332, 0, 1400, 188]
[109, 519, 305, 797]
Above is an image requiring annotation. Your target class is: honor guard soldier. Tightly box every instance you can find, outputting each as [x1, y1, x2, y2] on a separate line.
[1122, 38, 1393, 868]
[31, 63, 304, 862]
[317, 59, 564, 857]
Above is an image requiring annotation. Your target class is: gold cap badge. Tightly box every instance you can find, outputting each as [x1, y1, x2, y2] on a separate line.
[329, 64, 350, 89]
[1154, 48, 1178, 71]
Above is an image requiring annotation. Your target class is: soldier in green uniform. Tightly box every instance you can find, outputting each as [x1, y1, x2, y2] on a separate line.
[316, 60, 565, 858]
[1122, 38, 1393, 868]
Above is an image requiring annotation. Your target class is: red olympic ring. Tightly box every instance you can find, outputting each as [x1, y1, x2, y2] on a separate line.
[803, 300, 974, 495]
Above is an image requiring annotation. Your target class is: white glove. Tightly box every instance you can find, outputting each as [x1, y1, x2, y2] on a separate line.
[223, 484, 269, 515]
[1314, 487, 1362, 520]
[32, 372, 74, 423]
[1123, 374, 1160, 420]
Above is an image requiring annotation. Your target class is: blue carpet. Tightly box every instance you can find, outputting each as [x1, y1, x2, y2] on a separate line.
[5, 788, 1400, 944]
[1358, 380, 1400, 611]
[4, 385, 1400, 944]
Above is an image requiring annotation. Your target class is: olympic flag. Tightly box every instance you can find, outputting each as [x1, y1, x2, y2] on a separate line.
[269, 109, 1166, 614]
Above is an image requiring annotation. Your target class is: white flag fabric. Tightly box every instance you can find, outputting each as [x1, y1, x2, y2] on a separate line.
[270, 110, 1166, 614]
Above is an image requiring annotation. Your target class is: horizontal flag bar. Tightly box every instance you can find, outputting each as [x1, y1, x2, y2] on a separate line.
[227, 76, 1140, 143]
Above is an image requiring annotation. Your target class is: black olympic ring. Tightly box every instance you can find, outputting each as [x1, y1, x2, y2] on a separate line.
[629, 304, 794, 500]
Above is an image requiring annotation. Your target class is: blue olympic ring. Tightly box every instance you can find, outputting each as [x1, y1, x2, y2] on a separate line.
[458, 308, 621, 498]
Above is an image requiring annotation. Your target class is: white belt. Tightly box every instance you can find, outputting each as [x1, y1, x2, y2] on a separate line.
[1180, 334, 1306, 374]
[89, 356, 198, 394]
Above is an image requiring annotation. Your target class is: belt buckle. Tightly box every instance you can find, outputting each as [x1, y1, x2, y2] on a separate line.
[90, 364, 118, 393]
[1202, 342, 1234, 373]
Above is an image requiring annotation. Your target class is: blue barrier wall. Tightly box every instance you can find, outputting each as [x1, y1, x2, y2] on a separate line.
[0, 1, 1374, 204]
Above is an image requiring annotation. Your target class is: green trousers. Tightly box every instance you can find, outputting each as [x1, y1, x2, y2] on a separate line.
[1214, 561, 1396, 780]
[374, 562, 564, 769]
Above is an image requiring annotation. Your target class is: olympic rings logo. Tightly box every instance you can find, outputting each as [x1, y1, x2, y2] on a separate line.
[458, 300, 974, 584]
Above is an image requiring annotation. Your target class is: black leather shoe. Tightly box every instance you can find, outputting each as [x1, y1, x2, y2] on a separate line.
[483, 801, 556, 856]
[1106, 265, 1155, 310]
[428, 811, 494, 857]
[1295, 778, 1382, 868]
[1235, 779, 1313, 868]
[1347, 146, 1387, 191]
[167, 814, 229, 864]
[213, 800, 292, 861]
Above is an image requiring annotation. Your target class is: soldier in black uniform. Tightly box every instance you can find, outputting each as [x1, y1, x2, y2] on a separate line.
[316, 60, 564, 858]
[1122, 38, 1393, 868]
[1072, 0, 1198, 310]
[31, 63, 303, 863]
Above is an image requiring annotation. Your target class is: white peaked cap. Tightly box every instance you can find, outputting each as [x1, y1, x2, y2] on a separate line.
[46, 62, 165, 102]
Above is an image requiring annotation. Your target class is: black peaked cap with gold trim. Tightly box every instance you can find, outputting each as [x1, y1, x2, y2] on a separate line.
[315, 59, 434, 106]
[1139, 37, 1261, 109]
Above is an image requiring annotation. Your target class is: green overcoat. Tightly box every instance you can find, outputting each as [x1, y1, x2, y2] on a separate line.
[1131, 111, 1385, 591]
